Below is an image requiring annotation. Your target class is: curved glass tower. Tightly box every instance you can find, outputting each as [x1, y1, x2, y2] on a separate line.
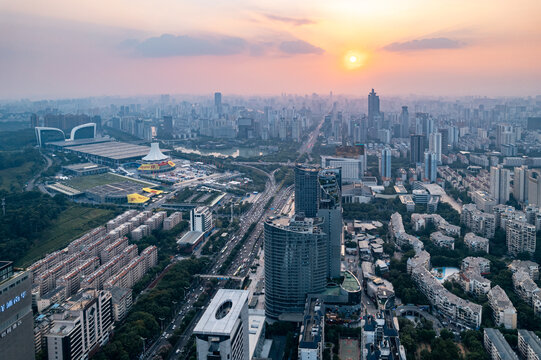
[264, 215, 327, 319]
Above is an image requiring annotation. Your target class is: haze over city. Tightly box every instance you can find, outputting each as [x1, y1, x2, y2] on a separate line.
[1, 0, 541, 99]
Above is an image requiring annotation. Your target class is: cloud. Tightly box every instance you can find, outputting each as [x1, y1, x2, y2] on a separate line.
[279, 40, 324, 55]
[120, 34, 324, 57]
[384, 37, 464, 51]
[263, 14, 315, 26]
[122, 34, 247, 57]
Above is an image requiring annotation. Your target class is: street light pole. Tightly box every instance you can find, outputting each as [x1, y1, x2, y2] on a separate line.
[159, 317, 165, 332]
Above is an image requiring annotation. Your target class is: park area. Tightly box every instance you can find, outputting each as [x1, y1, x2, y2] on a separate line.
[339, 338, 360, 360]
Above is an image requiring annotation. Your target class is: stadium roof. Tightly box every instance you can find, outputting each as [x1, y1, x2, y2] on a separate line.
[127, 193, 150, 204]
[65, 141, 169, 160]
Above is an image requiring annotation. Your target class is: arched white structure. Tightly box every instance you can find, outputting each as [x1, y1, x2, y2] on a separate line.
[142, 142, 168, 162]
[35, 127, 65, 147]
[70, 123, 96, 141]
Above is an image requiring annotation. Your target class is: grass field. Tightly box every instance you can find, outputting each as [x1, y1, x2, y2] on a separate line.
[0, 161, 36, 191]
[339, 338, 360, 360]
[62, 172, 156, 191]
[17, 206, 116, 267]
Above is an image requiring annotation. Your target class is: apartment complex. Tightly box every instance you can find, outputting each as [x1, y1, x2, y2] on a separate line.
[506, 219, 536, 256]
[461, 204, 496, 239]
[464, 232, 490, 253]
[484, 328, 519, 360]
[518, 329, 541, 360]
[408, 252, 482, 329]
[487, 286, 517, 329]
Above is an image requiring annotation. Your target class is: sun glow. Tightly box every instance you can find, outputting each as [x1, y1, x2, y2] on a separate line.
[344, 50, 365, 70]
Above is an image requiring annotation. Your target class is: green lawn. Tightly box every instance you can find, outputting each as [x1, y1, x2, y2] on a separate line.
[0, 161, 37, 192]
[18, 206, 116, 267]
[62, 172, 156, 191]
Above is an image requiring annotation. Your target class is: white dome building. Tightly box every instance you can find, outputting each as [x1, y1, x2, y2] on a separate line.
[138, 143, 175, 173]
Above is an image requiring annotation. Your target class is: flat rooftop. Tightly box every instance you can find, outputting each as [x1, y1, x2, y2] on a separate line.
[194, 289, 249, 336]
[178, 231, 204, 245]
[47, 137, 112, 148]
[63, 162, 108, 171]
[66, 141, 169, 160]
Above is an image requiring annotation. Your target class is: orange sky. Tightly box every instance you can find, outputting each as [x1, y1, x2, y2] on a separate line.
[0, 0, 540, 98]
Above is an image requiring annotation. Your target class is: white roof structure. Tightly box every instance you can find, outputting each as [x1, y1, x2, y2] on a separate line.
[194, 289, 249, 336]
[142, 142, 168, 162]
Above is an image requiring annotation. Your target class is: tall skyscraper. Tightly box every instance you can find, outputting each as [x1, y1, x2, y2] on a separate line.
[368, 89, 380, 128]
[317, 168, 342, 279]
[490, 165, 511, 204]
[379, 148, 392, 179]
[295, 165, 320, 217]
[439, 129, 449, 154]
[400, 106, 409, 138]
[194, 289, 249, 360]
[513, 165, 529, 204]
[264, 215, 327, 319]
[162, 115, 173, 134]
[214, 92, 222, 115]
[410, 134, 426, 164]
[0, 262, 34, 360]
[424, 151, 437, 183]
[429, 132, 442, 163]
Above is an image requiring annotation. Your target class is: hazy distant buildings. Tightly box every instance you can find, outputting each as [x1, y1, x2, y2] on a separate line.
[429, 132, 442, 163]
[410, 135, 426, 164]
[400, 106, 409, 138]
[379, 148, 392, 179]
[321, 155, 365, 183]
[514, 165, 529, 204]
[368, 89, 380, 129]
[214, 92, 223, 115]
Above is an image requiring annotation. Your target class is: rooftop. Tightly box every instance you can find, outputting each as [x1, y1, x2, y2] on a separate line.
[342, 271, 361, 292]
[194, 289, 249, 336]
[66, 141, 169, 160]
[178, 231, 204, 245]
[518, 329, 541, 357]
[485, 328, 519, 360]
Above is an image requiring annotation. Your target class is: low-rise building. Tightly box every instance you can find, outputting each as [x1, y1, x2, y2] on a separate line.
[464, 232, 490, 253]
[298, 298, 324, 360]
[484, 328, 519, 360]
[487, 286, 517, 329]
[430, 231, 455, 250]
[518, 329, 541, 360]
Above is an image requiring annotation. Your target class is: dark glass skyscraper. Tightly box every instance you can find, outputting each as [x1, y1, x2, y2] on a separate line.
[214, 92, 222, 115]
[410, 134, 426, 164]
[264, 215, 327, 319]
[368, 88, 380, 128]
[294, 165, 320, 217]
[400, 106, 409, 138]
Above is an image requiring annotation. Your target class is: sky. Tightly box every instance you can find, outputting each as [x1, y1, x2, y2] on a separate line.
[1, 0, 540, 99]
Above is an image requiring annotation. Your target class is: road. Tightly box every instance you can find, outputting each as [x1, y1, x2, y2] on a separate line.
[26, 152, 52, 191]
[143, 166, 278, 360]
[144, 121, 323, 359]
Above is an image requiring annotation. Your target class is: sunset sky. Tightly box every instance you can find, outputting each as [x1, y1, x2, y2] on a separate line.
[1, 0, 540, 99]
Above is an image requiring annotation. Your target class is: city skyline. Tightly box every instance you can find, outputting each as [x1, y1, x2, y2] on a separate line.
[1, 0, 541, 99]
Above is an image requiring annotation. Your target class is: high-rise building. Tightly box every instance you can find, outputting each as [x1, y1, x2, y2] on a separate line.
[514, 165, 529, 204]
[527, 169, 541, 207]
[367, 89, 380, 128]
[439, 129, 449, 154]
[506, 219, 536, 256]
[162, 115, 173, 134]
[191, 206, 214, 234]
[410, 135, 426, 164]
[46, 289, 113, 360]
[194, 289, 249, 360]
[429, 132, 442, 163]
[317, 169, 342, 279]
[295, 165, 321, 217]
[0, 261, 34, 360]
[496, 124, 514, 147]
[214, 92, 223, 115]
[379, 148, 392, 179]
[400, 106, 409, 138]
[264, 215, 327, 319]
[424, 151, 437, 183]
[490, 165, 511, 204]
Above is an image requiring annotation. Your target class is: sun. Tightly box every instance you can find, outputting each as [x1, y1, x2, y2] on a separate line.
[344, 51, 366, 70]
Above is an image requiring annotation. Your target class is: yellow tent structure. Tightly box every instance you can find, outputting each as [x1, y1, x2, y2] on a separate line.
[127, 193, 150, 204]
[142, 187, 163, 195]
